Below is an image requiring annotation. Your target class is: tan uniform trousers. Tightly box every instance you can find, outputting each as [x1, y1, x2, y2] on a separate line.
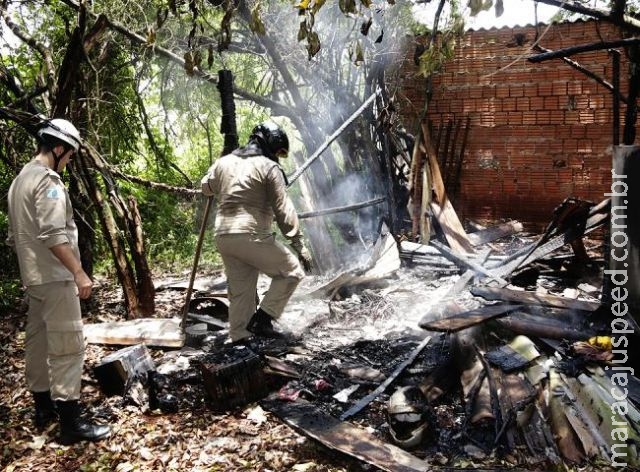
[25, 281, 84, 401]
[216, 233, 305, 342]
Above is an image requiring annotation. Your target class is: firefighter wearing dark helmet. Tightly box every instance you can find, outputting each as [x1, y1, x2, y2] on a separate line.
[201, 121, 313, 343]
[6, 119, 111, 444]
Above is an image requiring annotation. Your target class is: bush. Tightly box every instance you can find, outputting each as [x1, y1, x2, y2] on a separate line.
[0, 211, 22, 314]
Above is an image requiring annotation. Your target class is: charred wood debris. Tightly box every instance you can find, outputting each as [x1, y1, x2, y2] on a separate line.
[91, 121, 639, 471]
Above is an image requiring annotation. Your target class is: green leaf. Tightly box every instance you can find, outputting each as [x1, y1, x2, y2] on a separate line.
[298, 20, 308, 41]
[339, 0, 357, 15]
[250, 2, 266, 35]
[306, 31, 321, 59]
[311, 0, 326, 15]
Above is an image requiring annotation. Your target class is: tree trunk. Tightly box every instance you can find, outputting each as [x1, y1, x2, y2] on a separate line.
[127, 196, 156, 315]
[76, 150, 141, 317]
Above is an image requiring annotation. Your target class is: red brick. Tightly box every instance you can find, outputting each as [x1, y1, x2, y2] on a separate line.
[398, 19, 625, 226]
[552, 82, 567, 96]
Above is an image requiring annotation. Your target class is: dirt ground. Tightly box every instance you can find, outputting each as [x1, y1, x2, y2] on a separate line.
[0, 267, 475, 472]
[0, 278, 367, 472]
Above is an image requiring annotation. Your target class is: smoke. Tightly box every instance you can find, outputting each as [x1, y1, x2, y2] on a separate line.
[253, 0, 412, 273]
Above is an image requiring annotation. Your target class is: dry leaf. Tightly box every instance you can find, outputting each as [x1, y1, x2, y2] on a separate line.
[114, 462, 134, 472]
[25, 435, 46, 450]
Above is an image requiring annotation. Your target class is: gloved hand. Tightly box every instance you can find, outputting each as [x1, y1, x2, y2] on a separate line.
[297, 246, 313, 273]
[290, 233, 313, 273]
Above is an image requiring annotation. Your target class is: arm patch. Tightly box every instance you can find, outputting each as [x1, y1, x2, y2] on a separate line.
[46, 186, 63, 199]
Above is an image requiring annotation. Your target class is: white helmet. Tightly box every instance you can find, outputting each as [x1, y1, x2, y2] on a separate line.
[37, 118, 82, 152]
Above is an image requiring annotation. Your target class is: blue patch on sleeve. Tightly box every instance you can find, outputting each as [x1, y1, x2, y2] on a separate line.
[46, 187, 62, 199]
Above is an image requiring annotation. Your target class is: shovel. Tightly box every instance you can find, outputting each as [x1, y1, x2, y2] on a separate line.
[180, 196, 214, 331]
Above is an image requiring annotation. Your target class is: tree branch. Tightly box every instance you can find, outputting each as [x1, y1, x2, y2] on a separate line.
[531, 45, 629, 105]
[534, 0, 640, 34]
[109, 167, 200, 197]
[58, 0, 291, 114]
[528, 38, 640, 63]
[1, 4, 56, 90]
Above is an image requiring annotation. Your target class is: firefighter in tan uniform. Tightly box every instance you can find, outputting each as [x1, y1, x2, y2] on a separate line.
[201, 122, 313, 344]
[6, 119, 110, 444]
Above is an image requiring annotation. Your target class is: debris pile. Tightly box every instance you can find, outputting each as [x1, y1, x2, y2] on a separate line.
[82, 192, 638, 471]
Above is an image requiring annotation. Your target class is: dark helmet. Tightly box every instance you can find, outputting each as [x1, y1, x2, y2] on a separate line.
[250, 121, 289, 160]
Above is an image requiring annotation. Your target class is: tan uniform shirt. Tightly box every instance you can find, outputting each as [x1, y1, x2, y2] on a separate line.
[6, 160, 80, 286]
[201, 146, 300, 240]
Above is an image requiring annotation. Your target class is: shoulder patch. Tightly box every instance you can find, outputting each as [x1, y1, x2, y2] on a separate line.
[46, 186, 63, 199]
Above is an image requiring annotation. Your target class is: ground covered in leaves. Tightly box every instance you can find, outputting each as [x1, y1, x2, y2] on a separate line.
[1, 241, 626, 472]
[0, 279, 364, 472]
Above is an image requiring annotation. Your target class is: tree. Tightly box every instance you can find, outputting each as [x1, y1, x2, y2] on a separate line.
[2, 0, 459, 315]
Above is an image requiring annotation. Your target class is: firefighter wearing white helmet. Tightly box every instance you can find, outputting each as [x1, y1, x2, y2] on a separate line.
[6, 118, 111, 444]
[200, 121, 313, 344]
[36, 118, 82, 172]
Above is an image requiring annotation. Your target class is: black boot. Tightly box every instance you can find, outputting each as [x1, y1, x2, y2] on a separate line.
[246, 308, 285, 339]
[32, 391, 57, 429]
[56, 400, 111, 445]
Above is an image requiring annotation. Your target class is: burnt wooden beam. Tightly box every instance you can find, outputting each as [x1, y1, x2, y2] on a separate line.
[430, 240, 508, 285]
[534, 44, 629, 106]
[534, 0, 640, 33]
[339, 336, 431, 421]
[470, 286, 600, 312]
[494, 313, 596, 341]
[287, 89, 380, 186]
[298, 197, 386, 219]
[420, 303, 521, 333]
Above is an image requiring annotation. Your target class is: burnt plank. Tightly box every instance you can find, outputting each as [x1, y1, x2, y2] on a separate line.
[263, 398, 430, 472]
[430, 240, 508, 285]
[430, 201, 475, 255]
[471, 286, 600, 312]
[495, 313, 595, 340]
[421, 122, 474, 254]
[340, 336, 431, 421]
[263, 397, 439, 472]
[489, 204, 609, 279]
[419, 303, 521, 332]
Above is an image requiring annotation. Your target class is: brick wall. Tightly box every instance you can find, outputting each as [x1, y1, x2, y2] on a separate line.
[398, 20, 630, 229]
